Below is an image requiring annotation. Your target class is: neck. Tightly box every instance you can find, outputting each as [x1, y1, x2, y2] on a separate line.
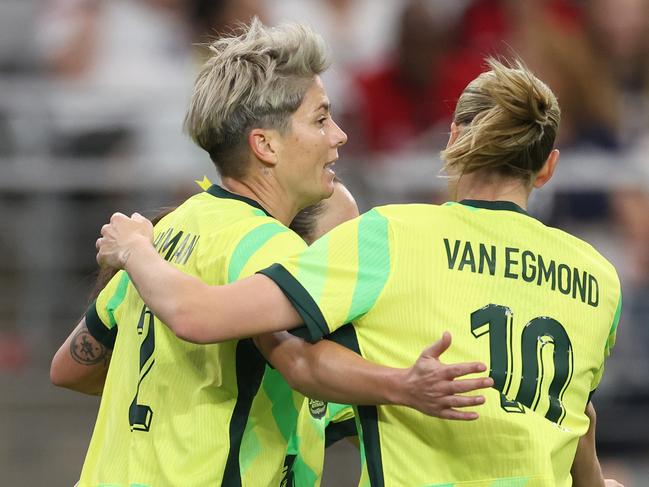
[454, 172, 531, 209]
[221, 173, 301, 226]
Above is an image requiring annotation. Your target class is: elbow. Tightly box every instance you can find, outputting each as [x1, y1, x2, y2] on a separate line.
[50, 349, 67, 388]
[50, 360, 65, 388]
[282, 356, 316, 395]
[50, 355, 74, 390]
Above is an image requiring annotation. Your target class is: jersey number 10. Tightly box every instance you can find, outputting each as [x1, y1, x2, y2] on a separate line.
[471, 304, 574, 425]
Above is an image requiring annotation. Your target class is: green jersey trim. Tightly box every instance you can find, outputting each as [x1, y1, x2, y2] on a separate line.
[106, 272, 131, 329]
[206, 184, 273, 218]
[261, 367, 299, 442]
[608, 292, 622, 352]
[458, 199, 530, 217]
[85, 301, 118, 349]
[258, 264, 329, 341]
[345, 209, 391, 323]
[228, 223, 289, 283]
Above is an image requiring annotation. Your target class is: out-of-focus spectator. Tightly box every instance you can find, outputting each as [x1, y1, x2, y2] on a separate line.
[459, 0, 620, 151]
[347, 0, 477, 154]
[585, 0, 649, 144]
[188, 0, 267, 43]
[37, 0, 196, 165]
[264, 0, 403, 116]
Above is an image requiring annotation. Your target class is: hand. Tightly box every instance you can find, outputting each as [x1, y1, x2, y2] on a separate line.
[96, 212, 154, 269]
[604, 480, 624, 487]
[402, 331, 493, 420]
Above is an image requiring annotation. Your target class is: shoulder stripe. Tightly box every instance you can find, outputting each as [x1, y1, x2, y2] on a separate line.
[228, 223, 289, 283]
[346, 210, 391, 323]
[296, 233, 330, 304]
[105, 272, 131, 329]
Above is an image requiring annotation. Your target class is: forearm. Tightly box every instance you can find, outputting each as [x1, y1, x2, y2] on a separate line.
[258, 333, 405, 405]
[572, 402, 605, 487]
[304, 339, 406, 404]
[258, 330, 491, 419]
[124, 240, 302, 343]
[122, 239, 212, 338]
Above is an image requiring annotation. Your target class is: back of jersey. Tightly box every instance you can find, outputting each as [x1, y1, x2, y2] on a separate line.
[355, 201, 620, 486]
[78, 186, 305, 487]
[268, 199, 621, 487]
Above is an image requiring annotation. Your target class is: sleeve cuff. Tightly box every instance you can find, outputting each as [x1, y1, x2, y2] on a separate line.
[85, 300, 117, 349]
[257, 263, 329, 342]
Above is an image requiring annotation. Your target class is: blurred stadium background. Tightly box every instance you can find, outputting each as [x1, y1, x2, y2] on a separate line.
[1, 0, 648, 485]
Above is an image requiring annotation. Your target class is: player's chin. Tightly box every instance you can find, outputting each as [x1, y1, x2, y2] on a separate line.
[320, 170, 336, 194]
[321, 179, 335, 198]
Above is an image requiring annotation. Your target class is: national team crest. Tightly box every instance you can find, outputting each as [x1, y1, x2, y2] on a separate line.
[308, 398, 327, 419]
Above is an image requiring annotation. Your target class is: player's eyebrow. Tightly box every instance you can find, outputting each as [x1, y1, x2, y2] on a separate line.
[314, 101, 331, 113]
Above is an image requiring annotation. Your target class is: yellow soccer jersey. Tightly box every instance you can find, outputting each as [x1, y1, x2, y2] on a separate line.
[261, 200, 622, 487]
[284, 397, 356, 487]
[80, 185, 306, 487]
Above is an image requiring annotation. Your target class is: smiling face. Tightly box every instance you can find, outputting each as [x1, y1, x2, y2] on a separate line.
[274, 76, 348, 209]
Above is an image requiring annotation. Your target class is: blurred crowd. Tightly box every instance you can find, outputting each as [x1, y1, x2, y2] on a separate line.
[1, 0, 648, 477]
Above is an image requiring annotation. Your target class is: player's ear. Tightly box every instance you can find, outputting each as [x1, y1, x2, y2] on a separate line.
[249, 128, 279, 168]
[446, 122, 460, 149]
[533, 149, 559, 189]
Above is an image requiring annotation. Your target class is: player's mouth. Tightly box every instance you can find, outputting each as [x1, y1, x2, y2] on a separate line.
[324, 160, 336, 176]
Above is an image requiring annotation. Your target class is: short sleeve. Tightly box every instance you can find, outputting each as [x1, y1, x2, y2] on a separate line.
[86, 271, 131, 349]
[259, 209, 392, 342]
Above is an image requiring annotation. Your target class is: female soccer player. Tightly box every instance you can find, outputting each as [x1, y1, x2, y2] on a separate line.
[97, 58, 621, 486]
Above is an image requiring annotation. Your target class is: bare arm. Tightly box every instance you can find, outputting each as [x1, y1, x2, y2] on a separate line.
[254, 331, 493, 420]
[571, 402, 624, 487]
[50, 318, 111, 395]
[97, 213, 305, 342]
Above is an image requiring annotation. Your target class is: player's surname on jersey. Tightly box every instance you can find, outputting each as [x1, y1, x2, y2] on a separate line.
[153, 227, 200, 266]
[444, 238, 600, 307]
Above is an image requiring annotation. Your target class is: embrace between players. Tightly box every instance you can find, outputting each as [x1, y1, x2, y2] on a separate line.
[52, 18, 622, 487]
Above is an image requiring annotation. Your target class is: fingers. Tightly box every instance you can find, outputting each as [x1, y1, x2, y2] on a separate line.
[443, 376, 494, 394]
[441, 394, 485, 409]
[110, 212, 127, 223]
[442, 361, 488, 380]
[438, 409, 479, 421]
[423, 331, 452, 360]
[131, 212, 146, 222]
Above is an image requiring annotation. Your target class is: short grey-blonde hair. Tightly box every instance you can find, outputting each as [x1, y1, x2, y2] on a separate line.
[441, 58, 560, 183]
[185, 18, 330, 178]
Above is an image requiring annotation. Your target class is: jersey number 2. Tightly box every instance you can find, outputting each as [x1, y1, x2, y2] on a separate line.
[129, 304, 155, 431]
[471, 304, 574, 425]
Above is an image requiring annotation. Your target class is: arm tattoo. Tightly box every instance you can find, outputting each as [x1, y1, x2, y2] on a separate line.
[70, 325, 111, 366]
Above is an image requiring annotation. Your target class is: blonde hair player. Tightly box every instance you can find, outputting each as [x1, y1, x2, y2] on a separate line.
[53, 19, 494, 487]
[97, 58, 622, 486]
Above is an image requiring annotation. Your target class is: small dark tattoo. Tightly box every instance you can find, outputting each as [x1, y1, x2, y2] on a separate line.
[70, 327, 108, 365]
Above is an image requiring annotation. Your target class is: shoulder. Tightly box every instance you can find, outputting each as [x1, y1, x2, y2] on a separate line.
[539, 221, 619, 280]
[368, 203, 449, 233]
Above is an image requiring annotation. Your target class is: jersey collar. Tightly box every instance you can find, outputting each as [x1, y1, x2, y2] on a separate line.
[206, 184, 274, 218]
[459, 199, 530, 216]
